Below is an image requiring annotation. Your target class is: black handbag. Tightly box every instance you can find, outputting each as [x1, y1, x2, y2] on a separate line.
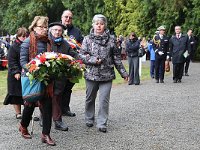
[138, 47, 146, 57]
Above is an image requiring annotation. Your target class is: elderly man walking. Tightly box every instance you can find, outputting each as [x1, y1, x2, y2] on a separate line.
[169, 26, 190, 83]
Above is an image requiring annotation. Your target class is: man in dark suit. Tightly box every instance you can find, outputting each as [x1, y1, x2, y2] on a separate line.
[152, 26, 169, 83]
[61, 10, 83, 117]
[183, 29, 196, 76]
[169, 26, 190, 83]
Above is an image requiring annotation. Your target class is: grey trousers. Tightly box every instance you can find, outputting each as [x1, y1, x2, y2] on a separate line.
[85, 79, 112, 128]
[128, 56, 140, 85]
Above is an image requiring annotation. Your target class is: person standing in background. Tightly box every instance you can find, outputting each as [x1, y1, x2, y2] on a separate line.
[183, 29, 196, 76]
[169, 26, 190, 83]
[126, 32, 141, 85]
[3, 27, 28, 119]
[152, 26, 169, 83]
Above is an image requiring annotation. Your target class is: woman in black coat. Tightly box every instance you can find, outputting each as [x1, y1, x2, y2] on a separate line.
[126, 32, 141, 85]
[3, 27, 28, 119]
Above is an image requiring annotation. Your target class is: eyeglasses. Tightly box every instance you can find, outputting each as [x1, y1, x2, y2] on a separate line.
[36, 26, 48, 30]
[63, 16, 73, 20]
[52, 28, 63, 32]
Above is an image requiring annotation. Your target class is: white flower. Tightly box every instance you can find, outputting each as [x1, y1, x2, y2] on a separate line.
[45, 61, 50, 67]
[35, 59, 41, 66]
[26, 72, 30, 76]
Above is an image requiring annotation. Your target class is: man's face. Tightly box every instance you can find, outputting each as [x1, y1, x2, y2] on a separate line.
[175, 27, 181, 34]
[61, 11, 73, 26]
[51, 25, 63, 38]
[159, 29, 165, 35]
[187, 30, 193, 36]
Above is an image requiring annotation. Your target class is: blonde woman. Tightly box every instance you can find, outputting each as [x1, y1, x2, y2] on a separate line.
[19, 16, 55, 146]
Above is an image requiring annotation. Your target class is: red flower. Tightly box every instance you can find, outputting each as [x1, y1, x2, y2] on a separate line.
[31, 60, 36, 64]
[40, 55, 46, 63]
[76, 60, 83, 64]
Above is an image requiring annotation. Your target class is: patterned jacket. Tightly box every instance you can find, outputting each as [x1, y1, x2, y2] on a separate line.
[80, 29, 128, 81]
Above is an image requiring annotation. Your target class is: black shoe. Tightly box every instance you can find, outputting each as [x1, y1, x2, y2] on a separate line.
[185, 73, 189, 76]
[155, 80, 159, 83]
[177, 79, 181, 83]
[86, 123, 94, 127]
[173, 80, 177, 83]
[54, 121, 68, 131]
[63, 111, 76, 117]
[33, 116, 40, 121]
[160, 80, 164, 83]
[98, 128, 107, 133]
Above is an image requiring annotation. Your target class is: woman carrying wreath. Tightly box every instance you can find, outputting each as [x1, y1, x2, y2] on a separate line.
[19, 16, 55, 146]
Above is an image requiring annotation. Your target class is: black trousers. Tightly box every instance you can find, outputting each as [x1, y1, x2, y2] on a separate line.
[155, 58, 165, 80]
[173, 63, 184, 80]
[21, 96, 52, 135]
[184, 58, 190, 74]
[61, 80, 75, 113]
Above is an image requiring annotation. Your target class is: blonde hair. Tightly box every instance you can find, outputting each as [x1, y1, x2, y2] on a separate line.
[28, 16, 49, 32]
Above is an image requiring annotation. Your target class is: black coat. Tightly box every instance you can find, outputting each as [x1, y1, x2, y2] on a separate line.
[50, 38, 78, 95]
[169, 34, 190, 64]
[65, 25, 83, 44]
[7, 40, 22, 96]
[126, 39, 140, 57]
[152, 34, 169, 59]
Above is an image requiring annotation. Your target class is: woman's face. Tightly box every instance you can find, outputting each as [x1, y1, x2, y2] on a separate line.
[18, 35, 27, 42]
[33, 19, 48, 36]
[93, 20, 105, 35]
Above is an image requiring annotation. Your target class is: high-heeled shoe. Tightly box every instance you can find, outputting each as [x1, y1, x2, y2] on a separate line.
[19, 123, 32, 139]
[41, 134, 56, 146]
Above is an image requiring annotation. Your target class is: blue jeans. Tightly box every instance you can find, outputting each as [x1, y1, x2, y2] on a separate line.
[150, 60, 155, 78]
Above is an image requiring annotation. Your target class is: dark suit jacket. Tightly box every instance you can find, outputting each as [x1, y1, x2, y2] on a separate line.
[169, 34, 190, 64]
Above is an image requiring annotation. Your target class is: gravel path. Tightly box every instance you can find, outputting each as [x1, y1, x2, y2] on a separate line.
[0, 62, 199, 150]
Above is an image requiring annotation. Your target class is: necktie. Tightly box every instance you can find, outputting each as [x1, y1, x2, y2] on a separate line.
[177, 34, 180, 39]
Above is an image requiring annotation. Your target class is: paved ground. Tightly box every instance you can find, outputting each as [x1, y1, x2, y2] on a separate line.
[0, 62, 199, 150]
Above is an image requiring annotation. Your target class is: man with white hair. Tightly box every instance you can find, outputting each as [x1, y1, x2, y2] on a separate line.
[61, 10, 83, 117]
[169, 26, 190, 83]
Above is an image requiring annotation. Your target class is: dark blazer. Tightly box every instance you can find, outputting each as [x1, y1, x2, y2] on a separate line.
[152, 34, 169, 59]
[7, 40, 22, 96]
[169, 34, 190, 64]
[50, 37, 78, 95]
[65, 25, 83, 44]
[126, 39, 140, 57]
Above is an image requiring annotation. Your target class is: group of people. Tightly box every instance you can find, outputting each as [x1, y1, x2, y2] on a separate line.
[4, 11, 128, 146]
[3, 7, 197, 146]
[150, 26, 196, 83]
[124, 25, 196, 85]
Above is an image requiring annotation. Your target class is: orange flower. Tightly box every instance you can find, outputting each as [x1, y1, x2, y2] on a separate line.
[29, 64, 37, 72]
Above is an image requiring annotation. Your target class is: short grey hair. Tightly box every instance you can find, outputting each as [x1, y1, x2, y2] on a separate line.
[92, 14, 107, 27]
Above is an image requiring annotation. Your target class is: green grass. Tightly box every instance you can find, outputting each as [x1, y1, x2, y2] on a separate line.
[0, 61, 154, 105]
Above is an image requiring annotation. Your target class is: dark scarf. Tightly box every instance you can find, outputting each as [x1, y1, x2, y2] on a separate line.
[89, 28, 110, 46]
[29, 31, 52, 61]
[15, 37, 23, 45]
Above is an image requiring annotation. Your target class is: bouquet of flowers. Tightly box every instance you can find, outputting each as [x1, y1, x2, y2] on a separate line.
[26, 52, 85, 85]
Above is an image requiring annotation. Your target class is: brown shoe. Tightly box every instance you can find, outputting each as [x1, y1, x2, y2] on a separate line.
[19, 123, 32, 139]
[41, 134, 56, 146]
